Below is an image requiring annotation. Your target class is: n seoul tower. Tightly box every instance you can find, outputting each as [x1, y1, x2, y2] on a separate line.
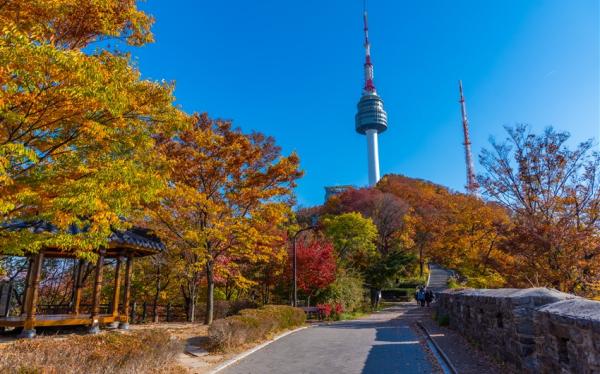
[355, 1, 388, 186]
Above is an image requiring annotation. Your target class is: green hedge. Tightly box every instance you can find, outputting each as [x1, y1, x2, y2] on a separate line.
[208, 305, 306, 351]
[394, 283, 421, 289]
[381, 288, 414, 301]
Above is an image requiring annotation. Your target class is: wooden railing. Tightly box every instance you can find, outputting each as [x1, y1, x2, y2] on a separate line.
[36, 304, 112, 315]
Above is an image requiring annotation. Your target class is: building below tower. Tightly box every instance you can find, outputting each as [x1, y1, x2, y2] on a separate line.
[324, 185, 353, 202]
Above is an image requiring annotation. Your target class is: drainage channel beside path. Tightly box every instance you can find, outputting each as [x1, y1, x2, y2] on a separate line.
[220, 303, 441, 374]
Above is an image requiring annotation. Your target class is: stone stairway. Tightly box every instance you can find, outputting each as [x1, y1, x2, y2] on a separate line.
[427, 263, 453, 293]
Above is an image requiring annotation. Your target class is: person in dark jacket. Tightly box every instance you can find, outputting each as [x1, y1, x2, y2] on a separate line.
[424, 287, 434, 307]
[416, 287, 426, 307]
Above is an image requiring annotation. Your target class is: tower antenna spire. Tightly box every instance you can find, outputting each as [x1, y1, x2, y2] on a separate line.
[362, 0, 376, 94]
[459, 80, 478, 195]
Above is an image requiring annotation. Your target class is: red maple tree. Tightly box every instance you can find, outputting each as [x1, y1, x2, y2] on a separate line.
[293, 238, 336, 303]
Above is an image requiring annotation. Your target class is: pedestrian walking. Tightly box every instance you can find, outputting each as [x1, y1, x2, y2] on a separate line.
[424, 287, 434, 307]
[416, 287, 426, 307]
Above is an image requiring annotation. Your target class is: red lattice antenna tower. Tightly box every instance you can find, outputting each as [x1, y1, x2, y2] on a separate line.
[459, 80, 478, 195]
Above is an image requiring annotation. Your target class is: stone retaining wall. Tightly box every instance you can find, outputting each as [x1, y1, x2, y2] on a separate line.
[436, 288, 600, 373]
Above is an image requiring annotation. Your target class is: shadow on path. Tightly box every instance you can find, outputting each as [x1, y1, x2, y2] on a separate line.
[316, 304, 439, 373]
[221, 303, 438, 374]
[361, 304, 435, 373]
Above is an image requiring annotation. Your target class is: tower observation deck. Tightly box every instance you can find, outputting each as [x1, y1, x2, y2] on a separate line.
[355, 5, 387, 186]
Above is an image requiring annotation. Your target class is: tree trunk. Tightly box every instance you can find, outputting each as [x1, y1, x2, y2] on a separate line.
[181, 282, 196, 323]
[153, 263, 161, 323]
[188, 283, 196, 323]
[370, 288, 378, 308]
[224, 276, 231, 301]
[205, 261, 214, 325]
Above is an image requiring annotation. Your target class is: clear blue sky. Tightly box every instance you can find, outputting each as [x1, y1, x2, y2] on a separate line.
[128, 0, 599, 207]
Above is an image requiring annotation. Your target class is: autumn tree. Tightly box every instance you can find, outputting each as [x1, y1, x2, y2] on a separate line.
[376, 175, 453, 277]
[365, 249, 415, 307]
[324, 188, 414, 255]
[323, 212, 378, 270]
[479, 125, 600, 295]
[147, 114, 302, 324]
[0, 0, 182, 257]
[426, 193, 511, 287]
[293, 238, 336, 306]
[363, 174, 513, 287]
[234, 225, 291, 304]
[131, 252, 176, 322]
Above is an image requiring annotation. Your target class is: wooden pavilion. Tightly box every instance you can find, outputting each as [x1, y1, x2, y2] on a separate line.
[0, 222, 164, 338]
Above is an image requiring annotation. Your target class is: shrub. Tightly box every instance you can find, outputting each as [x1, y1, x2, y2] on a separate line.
[315, 303, 344, 321]
[316, 303, 332, 320]
[381, 288, 412, 301]
[192, 299, 258, 322]
[0, 329, 182, 374]
[463, 270, 506, 289]
[225, 300, 260, 317]
[334, 303, 344, 315]
[447, 276, 461, 289]
[317, 270, 365, 313]
[207, 305, 305, 351]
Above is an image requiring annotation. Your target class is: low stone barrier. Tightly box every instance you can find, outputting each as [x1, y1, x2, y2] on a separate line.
[435, 288, 600, 373]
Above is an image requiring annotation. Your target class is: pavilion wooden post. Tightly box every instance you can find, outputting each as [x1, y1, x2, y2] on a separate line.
[3, 282, 13, 317]
[18, 252, 44, 339]
[118, 255, 133, 330]
[20, 257, 34, 316]
[110, 256, 123, 327]
[88, 250, 105, 334]
[72, 259, 85, 315]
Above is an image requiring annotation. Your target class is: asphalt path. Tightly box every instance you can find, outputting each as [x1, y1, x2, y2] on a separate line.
[221, 303, 437, 374]
[427, 263, 453, 293]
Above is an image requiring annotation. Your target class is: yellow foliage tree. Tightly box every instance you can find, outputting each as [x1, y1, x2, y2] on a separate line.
[147, 114, 302, 324]
[0, 0, 183, 258]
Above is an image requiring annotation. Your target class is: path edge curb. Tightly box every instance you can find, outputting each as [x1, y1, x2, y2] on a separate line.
[416, 320, 458, 374]
[209, 325, 309, 373]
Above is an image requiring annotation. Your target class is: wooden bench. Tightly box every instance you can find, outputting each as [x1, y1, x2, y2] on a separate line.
[300, 306, 320, 320]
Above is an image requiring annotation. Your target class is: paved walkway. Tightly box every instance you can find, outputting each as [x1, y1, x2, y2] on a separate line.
[427, 263, 453, 293]
[221, 303, 439, 374]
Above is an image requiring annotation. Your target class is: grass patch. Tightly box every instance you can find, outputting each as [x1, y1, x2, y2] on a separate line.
[207, 305, 306, 352]
[0, 329, 183, 374]
[337, 311, 366, 321]
[447, 277, 462, 289]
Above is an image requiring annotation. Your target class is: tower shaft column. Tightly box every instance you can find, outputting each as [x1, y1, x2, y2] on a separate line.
[366, 129, 380, 186]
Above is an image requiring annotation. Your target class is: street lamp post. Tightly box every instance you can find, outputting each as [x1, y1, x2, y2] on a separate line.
[291, 216, 318, 308]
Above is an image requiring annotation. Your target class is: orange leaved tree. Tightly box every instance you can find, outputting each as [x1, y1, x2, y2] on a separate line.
[147, 114, 302, 323]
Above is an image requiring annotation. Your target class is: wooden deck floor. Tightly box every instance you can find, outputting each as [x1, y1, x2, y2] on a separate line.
[0, 314, 124, 328]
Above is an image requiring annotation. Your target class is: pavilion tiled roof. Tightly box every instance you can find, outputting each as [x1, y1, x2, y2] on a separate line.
[3, 221, 165, 252]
